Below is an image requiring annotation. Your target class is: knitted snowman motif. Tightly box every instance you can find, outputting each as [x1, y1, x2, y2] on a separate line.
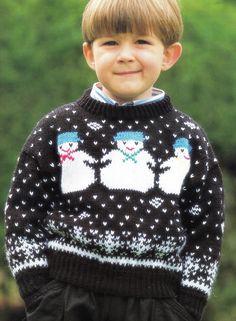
[100, 131, 156, 192]
[57, 132, 96, 193]
[158, 138, 192, 195]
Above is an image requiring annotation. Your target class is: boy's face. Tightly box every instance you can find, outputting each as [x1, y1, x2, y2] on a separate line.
[83, 33, 182, 104]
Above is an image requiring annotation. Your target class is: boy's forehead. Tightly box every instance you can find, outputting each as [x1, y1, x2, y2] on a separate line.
[96, 32, 157, 39]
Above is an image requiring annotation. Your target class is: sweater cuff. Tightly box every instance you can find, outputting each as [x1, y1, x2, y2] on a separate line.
[16, 268, 51, 300]
[178, 287, 207, 321]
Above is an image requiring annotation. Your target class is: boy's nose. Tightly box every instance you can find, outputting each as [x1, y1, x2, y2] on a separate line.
[117, 44, 135, 62]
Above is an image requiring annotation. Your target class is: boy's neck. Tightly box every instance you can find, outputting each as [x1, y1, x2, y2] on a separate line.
[102, 86, 153, 105]
[90, 83, 165, 106]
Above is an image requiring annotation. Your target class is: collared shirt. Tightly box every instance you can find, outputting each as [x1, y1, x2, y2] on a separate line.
[90, 82, 165, 106]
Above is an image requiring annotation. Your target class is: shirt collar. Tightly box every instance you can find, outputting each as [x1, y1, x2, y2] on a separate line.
[90, 82, 165, 106]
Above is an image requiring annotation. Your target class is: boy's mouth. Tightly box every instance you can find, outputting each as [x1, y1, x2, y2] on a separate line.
[115, 70, 141, 76]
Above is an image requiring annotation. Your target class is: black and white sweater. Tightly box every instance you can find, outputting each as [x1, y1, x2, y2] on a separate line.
[5, 89, 224, 319]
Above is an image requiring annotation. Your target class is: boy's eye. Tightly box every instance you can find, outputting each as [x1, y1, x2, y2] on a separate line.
[136, 39, 150, 45]
[103, 41, 118, 46]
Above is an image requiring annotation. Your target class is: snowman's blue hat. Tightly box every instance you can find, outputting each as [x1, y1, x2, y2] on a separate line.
[57, 132, 80, 146]
[173, 138, 192, 153]
[114, 131, 145, 142]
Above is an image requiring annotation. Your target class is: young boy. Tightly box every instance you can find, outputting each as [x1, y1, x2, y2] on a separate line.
[5, 0, 224, 320]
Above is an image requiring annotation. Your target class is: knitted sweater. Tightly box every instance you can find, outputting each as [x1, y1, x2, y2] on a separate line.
[5, 89, 224, 320]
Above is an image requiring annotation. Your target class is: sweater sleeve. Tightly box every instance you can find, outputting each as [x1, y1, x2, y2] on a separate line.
[178, 140, 224, 320]
[5, 151, 53, 300]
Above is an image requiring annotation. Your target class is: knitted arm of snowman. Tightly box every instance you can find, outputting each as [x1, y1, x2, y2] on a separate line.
[5, 151, 52, 301]
[178, 140, 224, 321]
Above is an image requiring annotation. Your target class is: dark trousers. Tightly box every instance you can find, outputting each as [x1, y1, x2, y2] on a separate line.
[24, 280, 195, 321]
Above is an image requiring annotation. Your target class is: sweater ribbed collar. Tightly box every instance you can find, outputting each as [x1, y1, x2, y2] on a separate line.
[77, 88, 174, 120]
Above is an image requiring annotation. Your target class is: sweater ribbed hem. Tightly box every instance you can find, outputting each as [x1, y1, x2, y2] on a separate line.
[77, 88, 174, 120]
[48, 251, 180, 298]
[178, 287, 207, 321]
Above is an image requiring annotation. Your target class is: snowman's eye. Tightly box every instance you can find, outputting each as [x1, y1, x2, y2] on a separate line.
[59, 146, 62, 149]
[135, 142, 139, 145]
[181, 148, 184, 153]
[123, 142, 127, 145]
[69, 143, 73, 147]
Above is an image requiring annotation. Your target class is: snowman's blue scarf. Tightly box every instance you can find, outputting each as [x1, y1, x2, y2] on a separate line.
[119, 149, 143, 163]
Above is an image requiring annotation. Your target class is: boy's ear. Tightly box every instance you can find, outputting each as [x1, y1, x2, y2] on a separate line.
[162, 42, 182, 71]
[83, 42, 96, 71]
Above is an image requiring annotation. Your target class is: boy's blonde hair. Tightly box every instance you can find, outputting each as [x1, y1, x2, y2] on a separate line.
[82, 0, 183, 47]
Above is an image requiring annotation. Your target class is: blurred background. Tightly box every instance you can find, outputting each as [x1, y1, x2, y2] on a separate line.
[0, 0, 236, 320]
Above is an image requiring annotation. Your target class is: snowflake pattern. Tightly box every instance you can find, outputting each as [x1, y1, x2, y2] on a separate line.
[149, 197, 164, 208]
[189, 204, 202, 216]
[184, 121, 198, 130]
[182, 254, 218, 295]
[87, 122, 103, 131]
